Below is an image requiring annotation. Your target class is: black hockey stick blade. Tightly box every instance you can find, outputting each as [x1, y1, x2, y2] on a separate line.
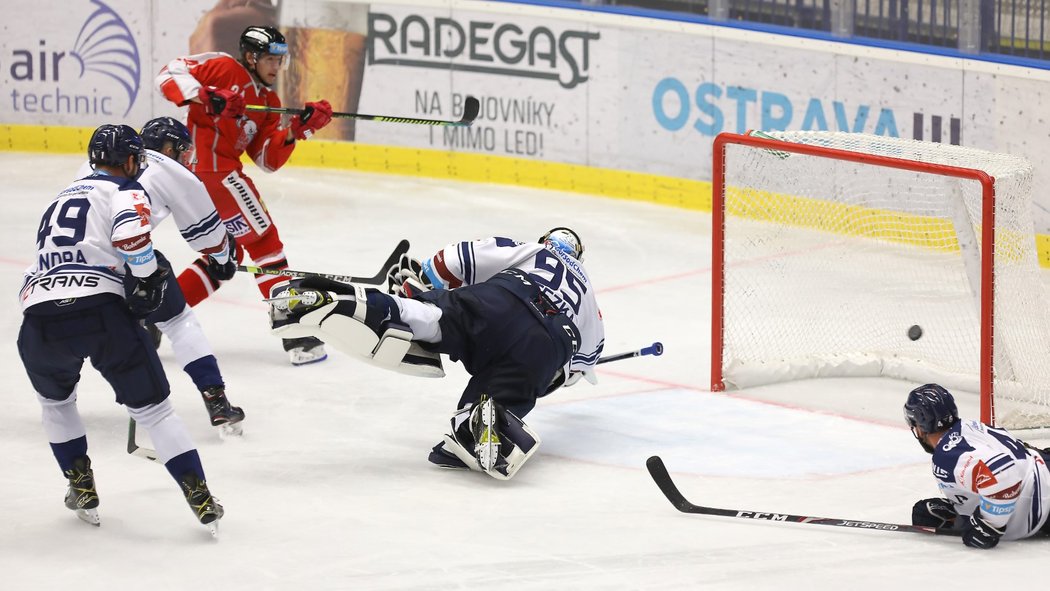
[596, 342, 663, 365]
[127, 419, 159, 463]
[238, 239, 409, 286]
[245, 96, 479, 127]
[646, 456, 960, 537]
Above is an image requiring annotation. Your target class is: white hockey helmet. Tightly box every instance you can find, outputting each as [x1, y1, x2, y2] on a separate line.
[540, 227, 584, 261]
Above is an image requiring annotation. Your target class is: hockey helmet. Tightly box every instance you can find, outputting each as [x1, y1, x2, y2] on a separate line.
[239, 26, 288, 58]
[540, 227, 584, 261]
[140, 117, 194, 165]
[88, 124, 147, 171]
[904, 384, 959, 453]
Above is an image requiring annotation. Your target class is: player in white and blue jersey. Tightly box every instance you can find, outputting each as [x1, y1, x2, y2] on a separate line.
[267, 227, 605, 480]
[905, 384, 1050, 548]
[77, 117, 245, 432]
[18, 124, 223, 533]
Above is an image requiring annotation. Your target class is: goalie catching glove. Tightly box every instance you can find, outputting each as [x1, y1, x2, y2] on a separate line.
[386, 254, 434, 297]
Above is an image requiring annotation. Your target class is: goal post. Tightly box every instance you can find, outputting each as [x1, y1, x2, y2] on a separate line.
[711, 130, 1050, 429]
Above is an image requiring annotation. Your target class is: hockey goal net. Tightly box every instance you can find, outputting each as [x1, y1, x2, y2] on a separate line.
[711, 131, 1050, 430]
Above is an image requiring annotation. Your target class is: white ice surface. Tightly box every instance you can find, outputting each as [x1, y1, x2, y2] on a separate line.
[1, 153, 1046, 590]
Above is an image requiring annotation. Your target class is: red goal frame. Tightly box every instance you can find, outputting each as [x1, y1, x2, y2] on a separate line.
[710, 132, 998, 424]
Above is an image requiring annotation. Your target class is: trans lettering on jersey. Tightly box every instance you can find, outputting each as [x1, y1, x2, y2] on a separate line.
[31, 275, 101, 292]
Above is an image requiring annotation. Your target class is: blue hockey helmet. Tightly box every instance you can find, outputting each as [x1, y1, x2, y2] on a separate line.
[88, 124, 147, 170]
[141, 117, 194, 165]
[540, 227, 584, 261]
[904, 384, 959, 453]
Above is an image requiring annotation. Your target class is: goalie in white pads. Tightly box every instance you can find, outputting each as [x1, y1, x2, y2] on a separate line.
[269, 228, 605, 480]
[905, 384, 1050, 548]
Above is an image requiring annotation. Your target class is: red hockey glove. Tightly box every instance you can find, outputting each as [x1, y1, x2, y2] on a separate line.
[199, 86, 245, 118]
[291, 100, 333, 140]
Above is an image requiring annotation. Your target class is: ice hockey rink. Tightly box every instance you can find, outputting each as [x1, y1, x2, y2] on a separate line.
[1, 152, 1047, 590]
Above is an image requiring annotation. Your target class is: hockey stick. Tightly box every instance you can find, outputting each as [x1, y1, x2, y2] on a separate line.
[127, 419, 159, 463]
[245, 96, 480, 127]
[596, 342, 663, 365]
[238, 239, 410, 286]
[646, 456, 961, 537]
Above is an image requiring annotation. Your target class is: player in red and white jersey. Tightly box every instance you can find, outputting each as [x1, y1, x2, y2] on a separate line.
[156, 25, 333, 365]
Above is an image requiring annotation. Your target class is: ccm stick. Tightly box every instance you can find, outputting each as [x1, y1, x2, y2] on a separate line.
[237, 239, 410, 286]
[245, 96, 480, 127]
[646, 456, 960, 537]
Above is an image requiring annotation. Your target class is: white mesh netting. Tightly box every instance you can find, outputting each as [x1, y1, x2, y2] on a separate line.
[717, 131, 1050, 429]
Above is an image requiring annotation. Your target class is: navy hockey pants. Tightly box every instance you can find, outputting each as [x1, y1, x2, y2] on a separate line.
[417, 270, 580, 418]
[18, 294, 170, 408]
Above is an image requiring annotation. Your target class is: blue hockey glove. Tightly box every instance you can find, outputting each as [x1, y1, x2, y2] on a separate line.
[962, 512, 1004, 549]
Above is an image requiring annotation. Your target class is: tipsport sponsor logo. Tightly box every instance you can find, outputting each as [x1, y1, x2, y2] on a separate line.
[980, 498, 1016, 516]
[6, 0, 141, 117]
[367, 12, 599, 90]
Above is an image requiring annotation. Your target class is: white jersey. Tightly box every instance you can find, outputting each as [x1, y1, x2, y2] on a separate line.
[931, 420, 1050, 540]
[76, 150, 226, 255]
[420, 237, 605, 372]
[20, 175, 157, 309]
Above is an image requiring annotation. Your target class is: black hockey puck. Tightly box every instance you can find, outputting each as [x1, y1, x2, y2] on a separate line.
[908, 325, 923, 341]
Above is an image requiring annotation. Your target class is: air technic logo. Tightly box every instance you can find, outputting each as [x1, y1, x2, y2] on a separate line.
[368, 12, 599, 89]
[7, 0, 141, 117]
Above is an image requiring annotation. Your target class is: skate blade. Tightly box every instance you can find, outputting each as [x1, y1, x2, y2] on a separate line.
[206, 521, 219, 537]
[76, 508, 100, 527]
[218, 422, 244, 439]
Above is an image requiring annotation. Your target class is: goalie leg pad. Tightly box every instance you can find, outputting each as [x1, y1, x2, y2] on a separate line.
[392, 343, 445, 378]
[303, 288, 415, 368]
[439, 399, 541, 480]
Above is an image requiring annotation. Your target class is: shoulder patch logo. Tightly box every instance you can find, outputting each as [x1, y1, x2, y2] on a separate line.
[972, 460, 998, 491]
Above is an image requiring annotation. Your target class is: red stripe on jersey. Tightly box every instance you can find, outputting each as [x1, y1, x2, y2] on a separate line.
[432, 251, 462, 288]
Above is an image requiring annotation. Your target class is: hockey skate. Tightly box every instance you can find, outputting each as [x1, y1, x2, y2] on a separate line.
[201, 386, 245, 437]
[63, 455, 100, 526]
[282, 336, 328, 366]
[179, 472, 224, 536]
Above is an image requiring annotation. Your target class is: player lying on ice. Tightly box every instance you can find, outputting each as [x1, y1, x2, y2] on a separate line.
[905, 384, 1050, 548]
[268, 228, 605, 480]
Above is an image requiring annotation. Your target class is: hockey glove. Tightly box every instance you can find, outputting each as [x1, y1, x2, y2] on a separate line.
[199, 86, 245, 118]
[962, 511, 1004, 549]
[126, 267, 170, 318]
[911, 497, 957, 529]
[290, 100, 333, 141]
[205, 232, 240, 282]
[386, 254, 433, 298]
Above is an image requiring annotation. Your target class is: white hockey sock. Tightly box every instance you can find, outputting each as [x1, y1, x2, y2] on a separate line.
[127, 399, 196, 464]
[37, 389, 87, 444]
[393, 298, 443, 343]
[155, 305, 216, 368]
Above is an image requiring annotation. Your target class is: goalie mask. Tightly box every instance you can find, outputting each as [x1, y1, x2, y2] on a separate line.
[540, 227, 584, 261]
